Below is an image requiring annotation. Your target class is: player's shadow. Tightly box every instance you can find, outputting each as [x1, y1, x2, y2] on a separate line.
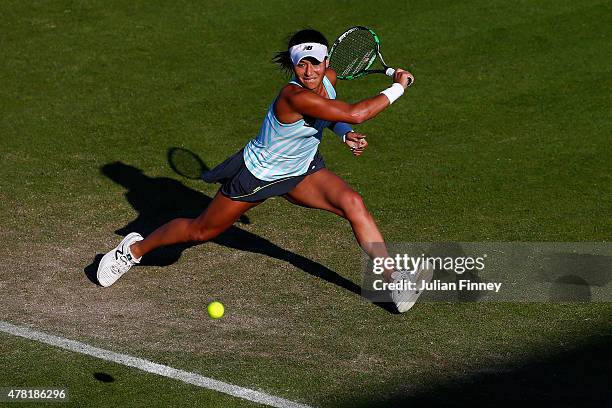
[84, 155, 396, 313]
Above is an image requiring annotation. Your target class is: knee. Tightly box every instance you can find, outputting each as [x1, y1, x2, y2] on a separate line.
[338, 190, 368, 219]
[187, 220, 224, 243]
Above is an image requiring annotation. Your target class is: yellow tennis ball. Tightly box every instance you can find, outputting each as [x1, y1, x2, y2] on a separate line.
[207, 301, 224, 319]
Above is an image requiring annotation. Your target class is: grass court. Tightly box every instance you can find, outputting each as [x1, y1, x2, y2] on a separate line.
[1, 0, 611, 406]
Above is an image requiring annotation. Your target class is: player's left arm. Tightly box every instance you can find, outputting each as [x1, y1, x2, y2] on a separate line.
[325, 67, 368, 156]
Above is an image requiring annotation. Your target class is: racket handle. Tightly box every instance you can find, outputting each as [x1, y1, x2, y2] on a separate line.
[385, 67, 413, 87]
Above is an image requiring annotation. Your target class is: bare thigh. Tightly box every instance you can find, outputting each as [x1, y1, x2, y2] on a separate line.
[283, 169, 358, 217]
[189, 191, 261, 241]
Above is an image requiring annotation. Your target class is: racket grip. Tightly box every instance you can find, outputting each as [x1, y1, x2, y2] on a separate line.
[385, 67, 413, 87]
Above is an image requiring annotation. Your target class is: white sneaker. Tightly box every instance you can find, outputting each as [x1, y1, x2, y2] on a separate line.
[391, 261, 434, 313]
[97, 232, 143, 287]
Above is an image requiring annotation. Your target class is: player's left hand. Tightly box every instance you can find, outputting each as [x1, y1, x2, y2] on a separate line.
[345, 132, 368, 157]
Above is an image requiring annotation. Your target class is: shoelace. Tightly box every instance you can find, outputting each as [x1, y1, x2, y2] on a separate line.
[118, 255, 130, 266]
[392, 270, 420, 294]
[110, 254, 131, 276]
[393, 269, 415, 281]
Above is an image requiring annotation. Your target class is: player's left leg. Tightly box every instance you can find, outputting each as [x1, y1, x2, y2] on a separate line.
[284, 168, 393, 281]
[285, 168, 433, 312]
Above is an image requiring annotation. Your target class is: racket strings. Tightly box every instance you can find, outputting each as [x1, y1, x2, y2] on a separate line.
[330, 29, 378, 77]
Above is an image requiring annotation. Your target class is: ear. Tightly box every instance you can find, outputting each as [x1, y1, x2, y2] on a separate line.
[325, 58, 330, 68]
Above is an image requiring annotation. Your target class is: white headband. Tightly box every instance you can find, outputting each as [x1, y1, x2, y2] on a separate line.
[289, 42, 328, 66]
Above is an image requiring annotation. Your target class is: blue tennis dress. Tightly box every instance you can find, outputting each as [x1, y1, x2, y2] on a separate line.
[202, 76, 337, 202]
[243, 75, 336, 181]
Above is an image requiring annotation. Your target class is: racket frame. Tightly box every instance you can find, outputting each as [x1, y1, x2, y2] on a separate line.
[329, 26, 393, 80]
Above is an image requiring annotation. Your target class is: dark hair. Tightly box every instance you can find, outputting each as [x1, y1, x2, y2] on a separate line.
[273, 28, 329, 74]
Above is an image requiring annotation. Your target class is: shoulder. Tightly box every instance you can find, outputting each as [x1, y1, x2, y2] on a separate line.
[325, 67, 338, 87]
[279, 83, 309, 102]
[276, 83, 315, 119]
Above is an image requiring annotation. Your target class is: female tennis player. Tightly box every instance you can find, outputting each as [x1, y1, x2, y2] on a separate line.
[97, 29, 429, 312]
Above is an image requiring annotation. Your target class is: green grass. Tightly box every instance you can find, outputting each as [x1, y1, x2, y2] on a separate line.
[0, 334, 259, 407]
[1, 0, 611, 407]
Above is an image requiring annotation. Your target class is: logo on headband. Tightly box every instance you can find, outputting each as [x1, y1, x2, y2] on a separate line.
[303, 45, 313, 50]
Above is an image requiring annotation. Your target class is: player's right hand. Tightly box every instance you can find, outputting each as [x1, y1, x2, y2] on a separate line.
[393, 69, 414, 89]
[345, 131, 368, 157]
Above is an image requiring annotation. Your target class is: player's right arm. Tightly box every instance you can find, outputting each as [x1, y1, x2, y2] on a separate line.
[281, 69, 413, 125]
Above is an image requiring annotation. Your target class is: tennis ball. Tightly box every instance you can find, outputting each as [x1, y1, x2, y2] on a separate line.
[207, 301, 224, 319]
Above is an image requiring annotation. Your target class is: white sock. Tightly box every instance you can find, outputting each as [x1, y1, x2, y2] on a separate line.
[128, 241, 142, 264]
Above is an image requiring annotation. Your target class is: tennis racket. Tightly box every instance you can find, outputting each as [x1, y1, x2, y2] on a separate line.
[329, 26, 412, 85]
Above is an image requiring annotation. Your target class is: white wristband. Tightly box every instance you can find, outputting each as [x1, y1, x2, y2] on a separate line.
[380, 83, 404, 104]
[342, 131, 353, 143]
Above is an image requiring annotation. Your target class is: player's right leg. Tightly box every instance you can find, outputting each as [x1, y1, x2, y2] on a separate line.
[97, 191, 260, 287]
[284, 169, 432, 312]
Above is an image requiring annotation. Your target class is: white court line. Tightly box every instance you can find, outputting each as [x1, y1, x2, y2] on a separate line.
[0, 321, 313, 408]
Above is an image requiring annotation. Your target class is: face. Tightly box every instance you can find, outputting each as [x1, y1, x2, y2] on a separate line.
[293, 57, 329, 90]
